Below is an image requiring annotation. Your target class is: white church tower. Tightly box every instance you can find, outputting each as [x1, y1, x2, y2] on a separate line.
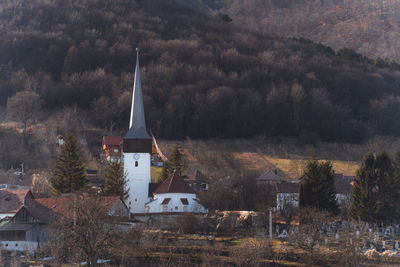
[123, 48, 152, 214]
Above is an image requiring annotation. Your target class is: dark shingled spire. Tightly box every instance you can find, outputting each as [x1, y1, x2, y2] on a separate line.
[125, 48, 151, 140]
[123, 48, 152, 153]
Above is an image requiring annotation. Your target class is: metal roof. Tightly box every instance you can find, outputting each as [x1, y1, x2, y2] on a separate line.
[125, 48, 151, 140]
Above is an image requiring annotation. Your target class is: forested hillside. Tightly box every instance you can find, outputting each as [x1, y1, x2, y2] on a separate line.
[186, 0, 400, 62]
[1, 0, 400, 142]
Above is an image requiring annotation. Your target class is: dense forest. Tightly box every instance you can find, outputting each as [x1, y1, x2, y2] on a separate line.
[185, 0, 400, 62]
[1, 0, 400, 143]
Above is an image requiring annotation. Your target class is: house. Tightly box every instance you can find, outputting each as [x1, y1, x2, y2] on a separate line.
[334, 174, 354, 208]
[256, 170, 284, 185]
[145, 171, 207, 214]
[276, 174, 354, 212]
[102, 136, 123, 162]
[36, 195, 130, 218]
[0, 197, 57, 253]
[276, 182, 300, 211]
[191, 170, 210, 192]
[0, 190, 34, 220]
[56, 134, 65, 147]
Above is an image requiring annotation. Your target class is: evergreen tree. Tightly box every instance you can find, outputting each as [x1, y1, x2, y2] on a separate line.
[350, 152, 400, 223]
[103, 161, 129, 199]
[52, 134, 88, 195]
[298, 160, 339, 215]
[169, 144, 185, 175]
[349, 153, 377, 223]
[158, 162, 172, 183]
[158, 144, 185, 182]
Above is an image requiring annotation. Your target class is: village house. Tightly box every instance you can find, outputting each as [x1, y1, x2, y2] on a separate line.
[276, 174, 354, 212]
[256, 170, 284, 185]
[276, 181, 300, 211]
[334, 174, 354, 208]
[0, 190, 34, 220]
[190, 170, 210, 192]
[0, 192, 130, 254]
[0, 197, 57, 253]
[102, 136, 123, 162]
[36, 195, 130, 218]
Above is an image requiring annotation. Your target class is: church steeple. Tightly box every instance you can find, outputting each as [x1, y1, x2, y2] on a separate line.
[125, 48, 151, 140]
[123, 48, 152, 154]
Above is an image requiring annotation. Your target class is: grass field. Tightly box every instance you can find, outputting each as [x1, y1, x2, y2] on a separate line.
[158, 138, 368, 180]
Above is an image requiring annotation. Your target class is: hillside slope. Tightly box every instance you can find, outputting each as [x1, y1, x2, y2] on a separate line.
[1, 0, 400, 143]
[186, 0, 400, 62]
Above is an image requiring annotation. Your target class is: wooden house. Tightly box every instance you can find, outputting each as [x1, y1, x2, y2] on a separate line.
[0, 197, 57, 253]
[102, 136, 123, 162]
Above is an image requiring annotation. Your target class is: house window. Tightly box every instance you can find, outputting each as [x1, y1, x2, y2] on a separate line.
[201, 183, 209, 191]
[114, 148, 119, 153]
[135, 161, 138, 167]
[175, 206, 178, 210]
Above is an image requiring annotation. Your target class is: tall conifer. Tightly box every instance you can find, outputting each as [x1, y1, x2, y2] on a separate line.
[103, 161, 129, 199]
[298, 160, 339, 215]
[350, 152, 400, 223]
[158, 144, 185, 182]
[52, 134, 88, 195]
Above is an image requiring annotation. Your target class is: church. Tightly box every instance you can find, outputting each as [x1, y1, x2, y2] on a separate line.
[122, 49, 207, 214]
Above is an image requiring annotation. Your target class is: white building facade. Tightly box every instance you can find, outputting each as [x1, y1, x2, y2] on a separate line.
[123, 49, 152, 214]
[123, 49, 207, 215]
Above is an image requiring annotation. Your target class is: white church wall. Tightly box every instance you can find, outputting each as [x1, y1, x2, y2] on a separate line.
[146, 193, 207, 214]
[124, 152, 151, 214]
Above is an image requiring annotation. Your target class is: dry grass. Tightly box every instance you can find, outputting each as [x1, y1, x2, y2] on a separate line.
[158, 138, 368, 179]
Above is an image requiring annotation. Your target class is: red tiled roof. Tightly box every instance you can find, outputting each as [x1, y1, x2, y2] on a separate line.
[153, 171, 195, 194]
[36, 195, 121, 217]
[149, 182, 161, 197]
[103, 136, 123, 146]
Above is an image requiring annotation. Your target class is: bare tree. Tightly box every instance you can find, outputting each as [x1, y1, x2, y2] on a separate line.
[47, 194, 121, 267]
[6, 90, 42, 135]
[290, 207, 331, 266]
[31, 171, 52, 197]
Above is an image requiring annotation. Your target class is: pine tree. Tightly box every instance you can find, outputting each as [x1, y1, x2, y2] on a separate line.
[350, 152, 400, 224]
[158, 144, 185, 182]
[103, 161, 129, 199]
[52, 134, 88, 195]
[375, 152, 400, 224]
[298, 160, 339, 215]
[158, 162, 172, 182]
[349, 153, 377, 223]
[169, 144, 185, 175]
